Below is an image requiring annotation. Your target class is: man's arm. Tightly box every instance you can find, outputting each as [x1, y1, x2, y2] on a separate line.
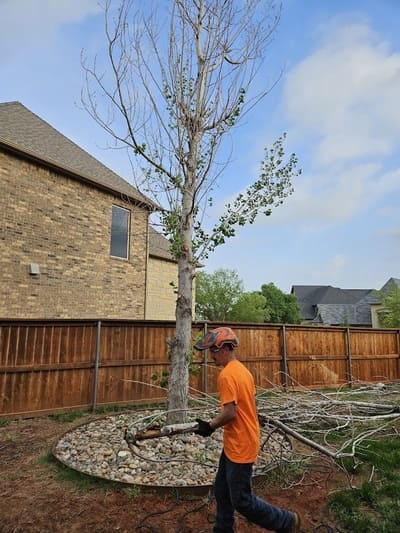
[195, 402, 237, 437]
[209, 402, 236, 430]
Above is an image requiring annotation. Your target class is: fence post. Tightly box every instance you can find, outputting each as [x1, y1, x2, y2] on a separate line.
[398, 330, 400, 382]
[202, 323, 208, 396]
[281, 325, 289, 390]
[92, 320, 101, 412]
[345, 327, 353, 387]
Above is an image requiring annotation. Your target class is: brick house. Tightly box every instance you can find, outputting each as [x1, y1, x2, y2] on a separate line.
[0, 101, 178, 319]
[146, 226, 178, 320]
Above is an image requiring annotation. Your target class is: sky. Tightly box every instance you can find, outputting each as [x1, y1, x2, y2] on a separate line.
[1, 0, 399, 294]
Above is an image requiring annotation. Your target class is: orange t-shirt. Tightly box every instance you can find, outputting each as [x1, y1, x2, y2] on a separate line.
[218, 359, 260, 463]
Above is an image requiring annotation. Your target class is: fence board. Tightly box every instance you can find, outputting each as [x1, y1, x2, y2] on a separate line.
[349, 329, 399, 383]
[0, 320, 399, 417]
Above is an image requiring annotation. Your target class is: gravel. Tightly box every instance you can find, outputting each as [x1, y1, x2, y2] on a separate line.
[53, 410, 291, 488]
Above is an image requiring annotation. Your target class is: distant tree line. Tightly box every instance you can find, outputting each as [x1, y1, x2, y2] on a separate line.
[195, 269, 302, 324]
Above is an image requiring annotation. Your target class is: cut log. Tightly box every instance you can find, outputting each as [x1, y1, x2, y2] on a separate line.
[125, 422, 199, 445]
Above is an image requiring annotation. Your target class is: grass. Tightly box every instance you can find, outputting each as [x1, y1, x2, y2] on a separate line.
[330, 436, 400, 532]
[259, 460, 305, 489]
[0, 432, 17, 442]
[40, 452, 143, 495]
[122, 485, 142, 498]
[48, 402, 160, 424]
[49, 410, 90, 423]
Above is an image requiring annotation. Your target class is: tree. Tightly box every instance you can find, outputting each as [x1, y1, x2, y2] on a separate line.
[260, 283, 301, 324]
[195, 269, 244, 321]
[228, 291, 268, 323]
[378, 285, 400, 328]
[82, 0, 301, 422]
[195, 269, 268, 323]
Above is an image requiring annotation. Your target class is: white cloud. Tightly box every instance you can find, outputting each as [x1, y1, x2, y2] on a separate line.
[284, 22, 400, 167]
[0, 0, 101, 56]
[214, 160, 400, 231]
[248, 161, 400, 229]
[310, 254, 347, 284]
[245, 20, 400, 233]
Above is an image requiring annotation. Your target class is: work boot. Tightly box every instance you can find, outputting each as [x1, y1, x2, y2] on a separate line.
[289, 511, 301, 532]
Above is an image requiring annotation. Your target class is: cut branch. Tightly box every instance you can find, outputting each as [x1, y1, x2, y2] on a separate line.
[260, 415, 350, 459]
[125, 421, 198, 445]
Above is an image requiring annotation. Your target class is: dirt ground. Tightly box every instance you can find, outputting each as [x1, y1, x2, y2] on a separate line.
[0, 415, 345, 532]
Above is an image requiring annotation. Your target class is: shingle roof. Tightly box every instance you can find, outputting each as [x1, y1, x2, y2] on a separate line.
[316, 303, 373, 326]
[148, 226, 176, 262]
[0, 101, 155, 209]
[381, 277, 400, 292]
[291, 284, 380, 325]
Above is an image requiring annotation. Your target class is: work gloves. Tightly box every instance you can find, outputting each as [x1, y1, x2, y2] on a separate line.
[195, 418, 215, 437]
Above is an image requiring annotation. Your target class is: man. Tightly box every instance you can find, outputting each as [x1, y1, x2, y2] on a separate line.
[194, 326, 300, 533]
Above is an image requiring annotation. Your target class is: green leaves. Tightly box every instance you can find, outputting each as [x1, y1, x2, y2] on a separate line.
[260, 282, 302, 324]
[377, 285, 400, 328]
[227, 292, 269, 323]
[194, 133, 301, 259]
[195, 270, 300, 324]
[195, 269, 244, 321]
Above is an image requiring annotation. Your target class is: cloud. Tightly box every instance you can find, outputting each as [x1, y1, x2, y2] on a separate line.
[309, 254, 348, 284]
[0, 0, 101, 57]
[283, 22, 400, 167]
[288, 162, 398, 222]
[213, 159, 400, 232]
[245, 20, 400, 232]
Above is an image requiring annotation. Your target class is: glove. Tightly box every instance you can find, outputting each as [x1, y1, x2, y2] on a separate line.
[195, 418, 215, 437]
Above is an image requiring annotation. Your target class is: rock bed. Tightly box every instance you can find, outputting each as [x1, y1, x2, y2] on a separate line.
[53, 410, 291, 487]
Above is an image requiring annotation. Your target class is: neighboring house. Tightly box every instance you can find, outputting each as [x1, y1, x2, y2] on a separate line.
[0, 101, 177, 319]
[291, 284, 382, 327]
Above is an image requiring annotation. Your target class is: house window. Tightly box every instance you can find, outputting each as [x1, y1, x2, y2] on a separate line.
[110, 205, 130, 259]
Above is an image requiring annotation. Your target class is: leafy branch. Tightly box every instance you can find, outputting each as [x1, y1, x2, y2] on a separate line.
[195, 133, 301, 259]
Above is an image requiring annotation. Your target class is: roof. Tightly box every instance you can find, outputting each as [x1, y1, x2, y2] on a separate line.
[291, 284, 380, 325]
[148, 226, 176, 262]
[316, 303, 373, 326]
[0, 101, 155, 209]
[380, 277, 400, 293]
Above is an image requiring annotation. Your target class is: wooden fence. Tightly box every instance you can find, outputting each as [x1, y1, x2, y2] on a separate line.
[1, 319, 399, 418]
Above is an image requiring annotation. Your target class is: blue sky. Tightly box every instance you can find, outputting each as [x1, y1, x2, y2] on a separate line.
[1, 0, 399, 293]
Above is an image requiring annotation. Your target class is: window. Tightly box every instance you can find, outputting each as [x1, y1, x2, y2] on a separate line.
[110, 205, 130, 259]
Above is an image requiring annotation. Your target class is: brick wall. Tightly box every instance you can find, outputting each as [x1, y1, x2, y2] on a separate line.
[0, 150, 149, 318]
[145, 256, 178, 320]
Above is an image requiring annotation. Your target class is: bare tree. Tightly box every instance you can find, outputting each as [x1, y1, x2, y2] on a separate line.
[82, 0, 301, 423]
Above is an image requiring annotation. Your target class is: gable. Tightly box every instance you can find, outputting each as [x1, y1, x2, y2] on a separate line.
[0, 101, 155, 209]
[380, 277, 400, 293]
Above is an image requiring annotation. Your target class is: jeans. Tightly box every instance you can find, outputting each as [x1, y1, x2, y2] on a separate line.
[213, 450, 294, 533]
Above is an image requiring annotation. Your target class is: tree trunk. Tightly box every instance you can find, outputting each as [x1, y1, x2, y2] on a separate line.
[167, 202, 195, 424]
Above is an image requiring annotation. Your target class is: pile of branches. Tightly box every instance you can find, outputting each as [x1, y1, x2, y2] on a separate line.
[256, 382, 400, 460]
[123, 379, 399, 479]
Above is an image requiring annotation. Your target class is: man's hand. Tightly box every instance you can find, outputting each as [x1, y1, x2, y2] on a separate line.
[195, 418, 215, 437]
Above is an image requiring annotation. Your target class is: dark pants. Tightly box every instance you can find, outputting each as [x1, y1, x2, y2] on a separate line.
[213, 450, 294, 533]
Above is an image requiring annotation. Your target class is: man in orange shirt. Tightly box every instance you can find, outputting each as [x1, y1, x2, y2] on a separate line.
[194, 327, 300, 533]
